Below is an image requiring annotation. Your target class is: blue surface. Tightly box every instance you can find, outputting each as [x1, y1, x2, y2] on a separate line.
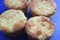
[0, 0, 60, 40]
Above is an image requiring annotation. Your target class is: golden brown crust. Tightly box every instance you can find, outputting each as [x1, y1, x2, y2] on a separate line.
[29, 0, 56, 17]
[14, 19, 27, 32]
[30, 8, 55, 18]
[4, 0, 28, 13]
[5, 0, 28, 9]
[0, 9, 27, 33]
[25, 16, 54, 40]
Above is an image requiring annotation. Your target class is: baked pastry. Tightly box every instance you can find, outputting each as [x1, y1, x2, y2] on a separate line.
[29, 0, 56, 17]
[25, 16, 55, 40]
[4, 0, 28, 13]
[0, 9, 27, 33]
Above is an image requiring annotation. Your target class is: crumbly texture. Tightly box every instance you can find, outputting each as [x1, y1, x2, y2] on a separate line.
[0, 9, 27, 33]
[29, 0, 56, 17]
[5, 0, 28, 10]
[25, 16, 54, 40]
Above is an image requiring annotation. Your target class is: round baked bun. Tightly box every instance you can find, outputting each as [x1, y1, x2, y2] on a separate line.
[4, 0, 28, 13]
[0, 9, 27, 33]
[29, 0, 56, 17]
[25, 16, 54, 40]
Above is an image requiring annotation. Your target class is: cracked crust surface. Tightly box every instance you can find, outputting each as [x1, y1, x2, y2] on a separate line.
[29, 0, 56, 17]
[25, 16, 54, 40]
[0, 9, 27, 33]
[5, 0, 28, 10]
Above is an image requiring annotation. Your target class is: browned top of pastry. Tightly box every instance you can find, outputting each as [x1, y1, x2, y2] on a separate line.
[5, 0, 28, 9]
[0, 9, 27, 33]
[25, 16, 54, 40]
[29, 0, 56, 16]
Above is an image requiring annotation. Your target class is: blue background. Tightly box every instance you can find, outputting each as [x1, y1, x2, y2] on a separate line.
[0, 0, 60, 40]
